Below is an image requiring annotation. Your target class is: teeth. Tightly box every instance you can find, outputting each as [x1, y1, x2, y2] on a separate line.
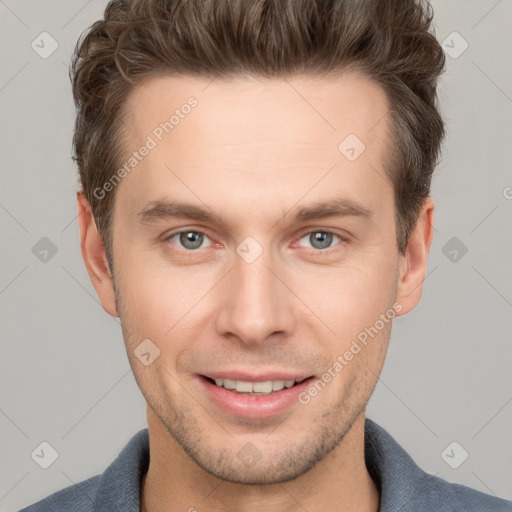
[235, 381, 253, 393]
[211, 378, 296, 394]
[272, 381, 285, 391]
[253, 381, 273, 393]
[223, 378, 236, 390]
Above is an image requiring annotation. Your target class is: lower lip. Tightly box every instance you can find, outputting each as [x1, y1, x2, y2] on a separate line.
[198, 376, 314, 419]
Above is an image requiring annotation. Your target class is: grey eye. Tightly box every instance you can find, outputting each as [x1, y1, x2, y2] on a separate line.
[174, 231, 206, 250]
[299, 231, 340, 250]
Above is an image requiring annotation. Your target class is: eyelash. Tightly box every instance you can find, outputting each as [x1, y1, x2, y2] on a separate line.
[163, 229, 347, 254]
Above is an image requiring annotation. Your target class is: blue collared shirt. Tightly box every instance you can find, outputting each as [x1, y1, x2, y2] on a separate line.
[20, 418, 512, 511]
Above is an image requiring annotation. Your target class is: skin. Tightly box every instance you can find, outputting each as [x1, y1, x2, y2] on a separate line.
[78, 73, 434, 512]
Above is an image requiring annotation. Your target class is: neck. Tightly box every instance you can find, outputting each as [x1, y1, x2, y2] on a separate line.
[140, 408, 379, 512]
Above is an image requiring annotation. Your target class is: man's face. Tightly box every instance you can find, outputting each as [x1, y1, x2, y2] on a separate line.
[109, 73, 404, 484]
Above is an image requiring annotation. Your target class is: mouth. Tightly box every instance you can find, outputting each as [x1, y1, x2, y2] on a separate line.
[201, 375, 309, 395]
[198, 373, 315, 419]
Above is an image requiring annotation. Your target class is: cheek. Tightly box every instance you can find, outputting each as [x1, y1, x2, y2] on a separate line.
[298, 259, 397, 339]
[116, 256, 213, 349]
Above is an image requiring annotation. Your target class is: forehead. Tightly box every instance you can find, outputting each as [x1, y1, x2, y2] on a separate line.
[123, 72, 389, 151]
[116, 73, 392, 223]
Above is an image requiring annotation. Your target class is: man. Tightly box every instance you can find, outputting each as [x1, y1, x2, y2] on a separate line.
[21, 0, 512, 511]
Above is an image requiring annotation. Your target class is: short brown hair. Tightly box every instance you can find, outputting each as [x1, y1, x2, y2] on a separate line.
[70, 0, 445, 264]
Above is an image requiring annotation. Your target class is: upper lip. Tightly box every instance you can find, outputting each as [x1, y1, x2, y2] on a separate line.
[200, 371, 313, 382]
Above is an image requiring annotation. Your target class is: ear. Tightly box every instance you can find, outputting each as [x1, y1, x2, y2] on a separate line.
[395, 197, 435, 316]
[77, 192, 118, 317]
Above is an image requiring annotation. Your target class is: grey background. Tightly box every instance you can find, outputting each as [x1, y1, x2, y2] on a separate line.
[1, 1, 511, 510]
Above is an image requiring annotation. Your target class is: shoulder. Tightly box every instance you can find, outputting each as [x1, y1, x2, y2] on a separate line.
[18, 475, 101, 512]
[18, 429, 149, 512]
[418, 472, 512, 512]
[364, 418, 512, 512]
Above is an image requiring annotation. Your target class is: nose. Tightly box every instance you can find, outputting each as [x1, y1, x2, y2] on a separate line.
[214, 244, 297, 346]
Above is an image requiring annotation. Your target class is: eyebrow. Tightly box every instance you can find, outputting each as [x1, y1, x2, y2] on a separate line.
[137, 197, 373, 228]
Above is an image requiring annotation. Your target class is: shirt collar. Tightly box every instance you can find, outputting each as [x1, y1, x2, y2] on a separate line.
[93, 427, 149, 511]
